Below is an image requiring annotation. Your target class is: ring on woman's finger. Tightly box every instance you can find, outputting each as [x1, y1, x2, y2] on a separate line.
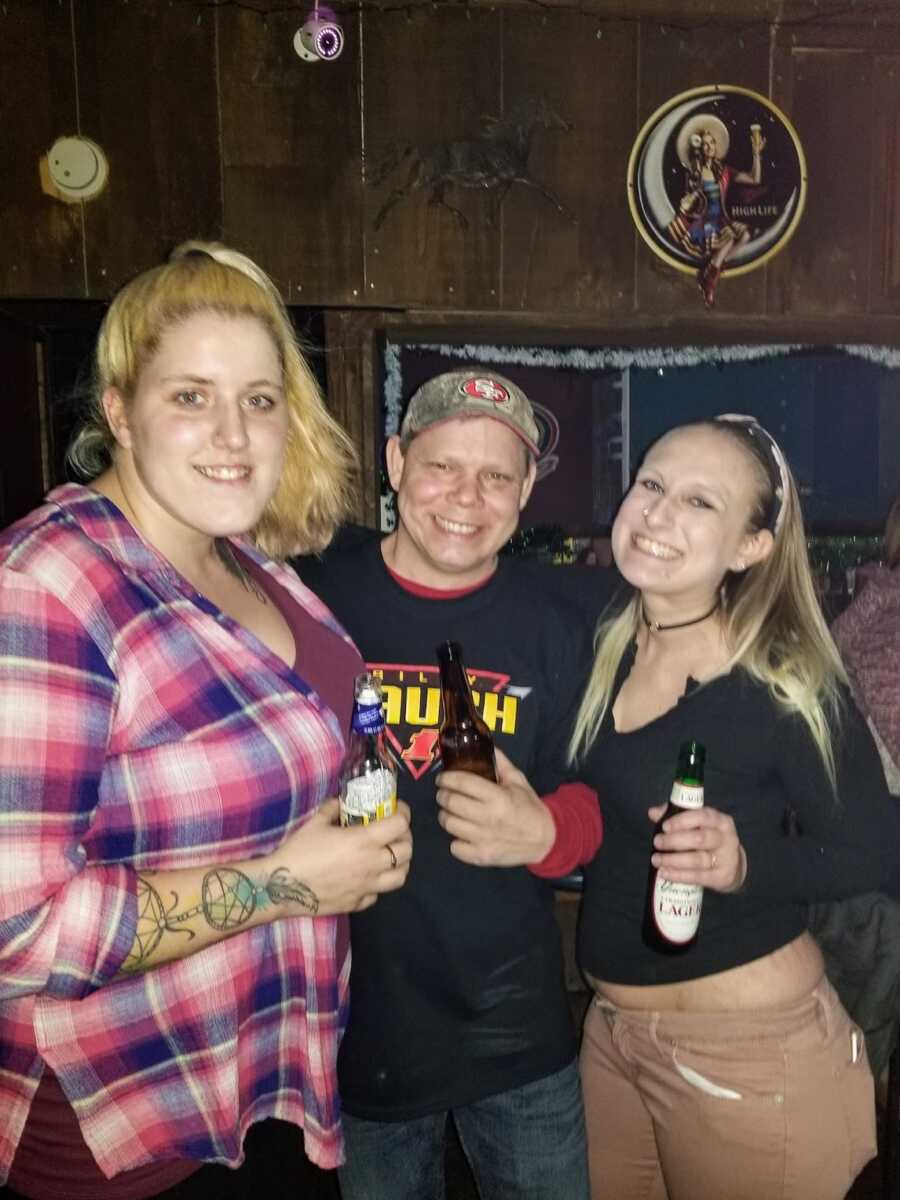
[710, 852, 718, 870]
[387, 843, 398, 870]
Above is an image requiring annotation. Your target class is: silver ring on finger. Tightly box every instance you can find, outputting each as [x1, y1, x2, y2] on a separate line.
[710, 852, 718, 870]
[387, 843, 398, 870]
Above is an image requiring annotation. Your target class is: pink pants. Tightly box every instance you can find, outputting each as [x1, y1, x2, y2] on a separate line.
[579, 977, 876, 1200]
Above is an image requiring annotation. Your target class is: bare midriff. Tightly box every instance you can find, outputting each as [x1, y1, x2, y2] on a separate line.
[587, 931, 824, 1013]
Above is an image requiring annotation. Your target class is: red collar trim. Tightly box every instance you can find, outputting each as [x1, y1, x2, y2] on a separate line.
[384, 562, 494, 599]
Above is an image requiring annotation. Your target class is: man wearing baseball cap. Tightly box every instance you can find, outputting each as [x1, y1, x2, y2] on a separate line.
[295, 368, 607, 1200]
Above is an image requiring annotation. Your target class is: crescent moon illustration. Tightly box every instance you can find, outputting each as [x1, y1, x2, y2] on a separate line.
[635, 95, 710, 236]
[627, 85, 807, 279]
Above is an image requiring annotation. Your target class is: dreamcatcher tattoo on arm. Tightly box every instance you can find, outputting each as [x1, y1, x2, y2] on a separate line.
[122, 865, 319, 972]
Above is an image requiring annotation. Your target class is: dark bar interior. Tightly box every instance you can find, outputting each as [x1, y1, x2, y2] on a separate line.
[1, 2, 899, 1197]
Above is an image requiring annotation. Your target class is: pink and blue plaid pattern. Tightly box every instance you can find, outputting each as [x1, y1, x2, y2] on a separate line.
[0, 485, 353, 1180]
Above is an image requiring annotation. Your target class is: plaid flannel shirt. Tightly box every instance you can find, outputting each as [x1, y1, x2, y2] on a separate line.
[0, 485, 353, 1181]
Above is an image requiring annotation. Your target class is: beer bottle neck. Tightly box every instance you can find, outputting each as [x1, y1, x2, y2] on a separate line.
[437, 645, 478, 727]
[675, 740, 705, 785]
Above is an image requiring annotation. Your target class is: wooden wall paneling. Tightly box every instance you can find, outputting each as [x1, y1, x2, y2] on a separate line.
[393, 305, 900, 346]
[771, 14, 900, 52]
[767, 42, 873, 316]
[766, 23, 796, 318]
[0, 315, 47, 525]
[219, 6, 363, 305]
[73, 0, 222, 296]
[470, 0, 900, 23]
[0, 1, 83, 298]
[361, 6, 503, 309]
[499, 12, 637, 313]
[633, 21, 772, 319]
[323, 310, 390, 527]
[870, 54, 900, 312]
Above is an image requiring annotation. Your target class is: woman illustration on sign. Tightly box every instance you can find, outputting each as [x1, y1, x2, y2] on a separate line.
[667, 114, 766, 308]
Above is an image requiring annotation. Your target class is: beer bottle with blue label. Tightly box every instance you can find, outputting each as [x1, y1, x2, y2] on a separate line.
[643, 740, 706, 952]
[339, 673, 397, 826]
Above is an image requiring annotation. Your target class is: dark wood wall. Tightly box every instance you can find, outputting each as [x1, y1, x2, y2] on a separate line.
[3, 0, 900, 525]
[4, 0, 900, 323]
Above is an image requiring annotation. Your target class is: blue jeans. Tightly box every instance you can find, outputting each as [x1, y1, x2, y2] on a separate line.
[338, 1060, 589, 1200]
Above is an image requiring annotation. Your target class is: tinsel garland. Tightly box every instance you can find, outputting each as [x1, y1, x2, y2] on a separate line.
[838, 344, 900, 370]
[406, 341, 810, 372]
[383, 340, 900, 436]
[383, 342, 405, 436]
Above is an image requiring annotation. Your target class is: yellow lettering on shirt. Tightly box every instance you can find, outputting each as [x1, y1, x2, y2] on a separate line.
[480, 692, 519, 734]
[383, 684, 403, 725]
[405, 686, 441, 726]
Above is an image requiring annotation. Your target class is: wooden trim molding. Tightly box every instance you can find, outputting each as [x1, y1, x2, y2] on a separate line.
[323, 310, 390, 528]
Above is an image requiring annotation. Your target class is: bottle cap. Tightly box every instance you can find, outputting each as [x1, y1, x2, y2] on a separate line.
[436, 640, 463, 663]
[354, 672, 383, 707]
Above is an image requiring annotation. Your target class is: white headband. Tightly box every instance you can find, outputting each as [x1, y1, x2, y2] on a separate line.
[714, 413, 790, 537]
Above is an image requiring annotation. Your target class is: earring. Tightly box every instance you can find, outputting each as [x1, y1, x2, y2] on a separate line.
[642, 507, 650, 518]
[736, 559, 746, 571]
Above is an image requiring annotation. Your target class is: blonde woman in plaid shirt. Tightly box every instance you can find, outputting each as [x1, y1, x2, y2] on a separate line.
[0, 245, 411, 1199]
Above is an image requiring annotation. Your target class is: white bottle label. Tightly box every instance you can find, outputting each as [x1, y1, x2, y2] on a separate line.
[654, 779, 704, 943]
[653, 877, 704, 943]
[670, 781, 704, 810]
[340, 767, 397, 826]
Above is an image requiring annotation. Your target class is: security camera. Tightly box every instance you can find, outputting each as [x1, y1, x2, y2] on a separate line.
[294, 5, 344, 62]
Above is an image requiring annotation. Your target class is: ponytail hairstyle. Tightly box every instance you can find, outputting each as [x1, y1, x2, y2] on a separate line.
[569, 416, 848, 790]
[67, 241, 357, 557]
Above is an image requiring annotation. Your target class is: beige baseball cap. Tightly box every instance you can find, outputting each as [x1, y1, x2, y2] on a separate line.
[399, 369, 540, 456]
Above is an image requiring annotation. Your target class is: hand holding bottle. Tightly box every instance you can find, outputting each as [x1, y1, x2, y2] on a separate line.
[649, 803, 747, 894]
[435, 747, 555, 867]
[271, 798, 413, 915]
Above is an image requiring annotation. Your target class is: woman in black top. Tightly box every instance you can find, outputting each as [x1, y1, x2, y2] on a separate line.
[569, 415, 894, 1199]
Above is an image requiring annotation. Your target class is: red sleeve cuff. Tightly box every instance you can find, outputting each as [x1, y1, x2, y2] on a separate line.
[528, 782, 603, 879]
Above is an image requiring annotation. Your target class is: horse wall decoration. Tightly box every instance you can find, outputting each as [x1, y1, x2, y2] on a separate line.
[367, 97, 576, 231]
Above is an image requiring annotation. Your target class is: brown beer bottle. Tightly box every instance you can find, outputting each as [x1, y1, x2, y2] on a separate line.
[642, 740, 706, 953]
[436, 641, 497, 781]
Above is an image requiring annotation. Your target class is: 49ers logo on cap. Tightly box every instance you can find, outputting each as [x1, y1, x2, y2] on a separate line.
[460, 377, 510, 405]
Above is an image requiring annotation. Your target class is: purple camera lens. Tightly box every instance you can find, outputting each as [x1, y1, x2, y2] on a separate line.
[316, 24, 343, 58]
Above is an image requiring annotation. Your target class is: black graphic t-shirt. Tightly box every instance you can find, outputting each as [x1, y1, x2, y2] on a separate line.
[295, 539, 616, 1119]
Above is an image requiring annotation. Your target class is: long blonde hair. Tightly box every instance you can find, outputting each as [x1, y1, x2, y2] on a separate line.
[569, 419, 848, 788]
[67, 241, 357, 557]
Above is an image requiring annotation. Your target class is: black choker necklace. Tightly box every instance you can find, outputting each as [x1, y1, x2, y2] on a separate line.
[642, 598, 720, 633]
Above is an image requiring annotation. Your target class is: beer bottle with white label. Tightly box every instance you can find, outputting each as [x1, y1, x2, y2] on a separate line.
[339, 673, 397, 826]
[642, 740, 706, 953]
[436, 641, 497, 782]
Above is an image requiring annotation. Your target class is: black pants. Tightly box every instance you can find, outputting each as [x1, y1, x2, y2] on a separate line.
[1, 1120, 340, 1200]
